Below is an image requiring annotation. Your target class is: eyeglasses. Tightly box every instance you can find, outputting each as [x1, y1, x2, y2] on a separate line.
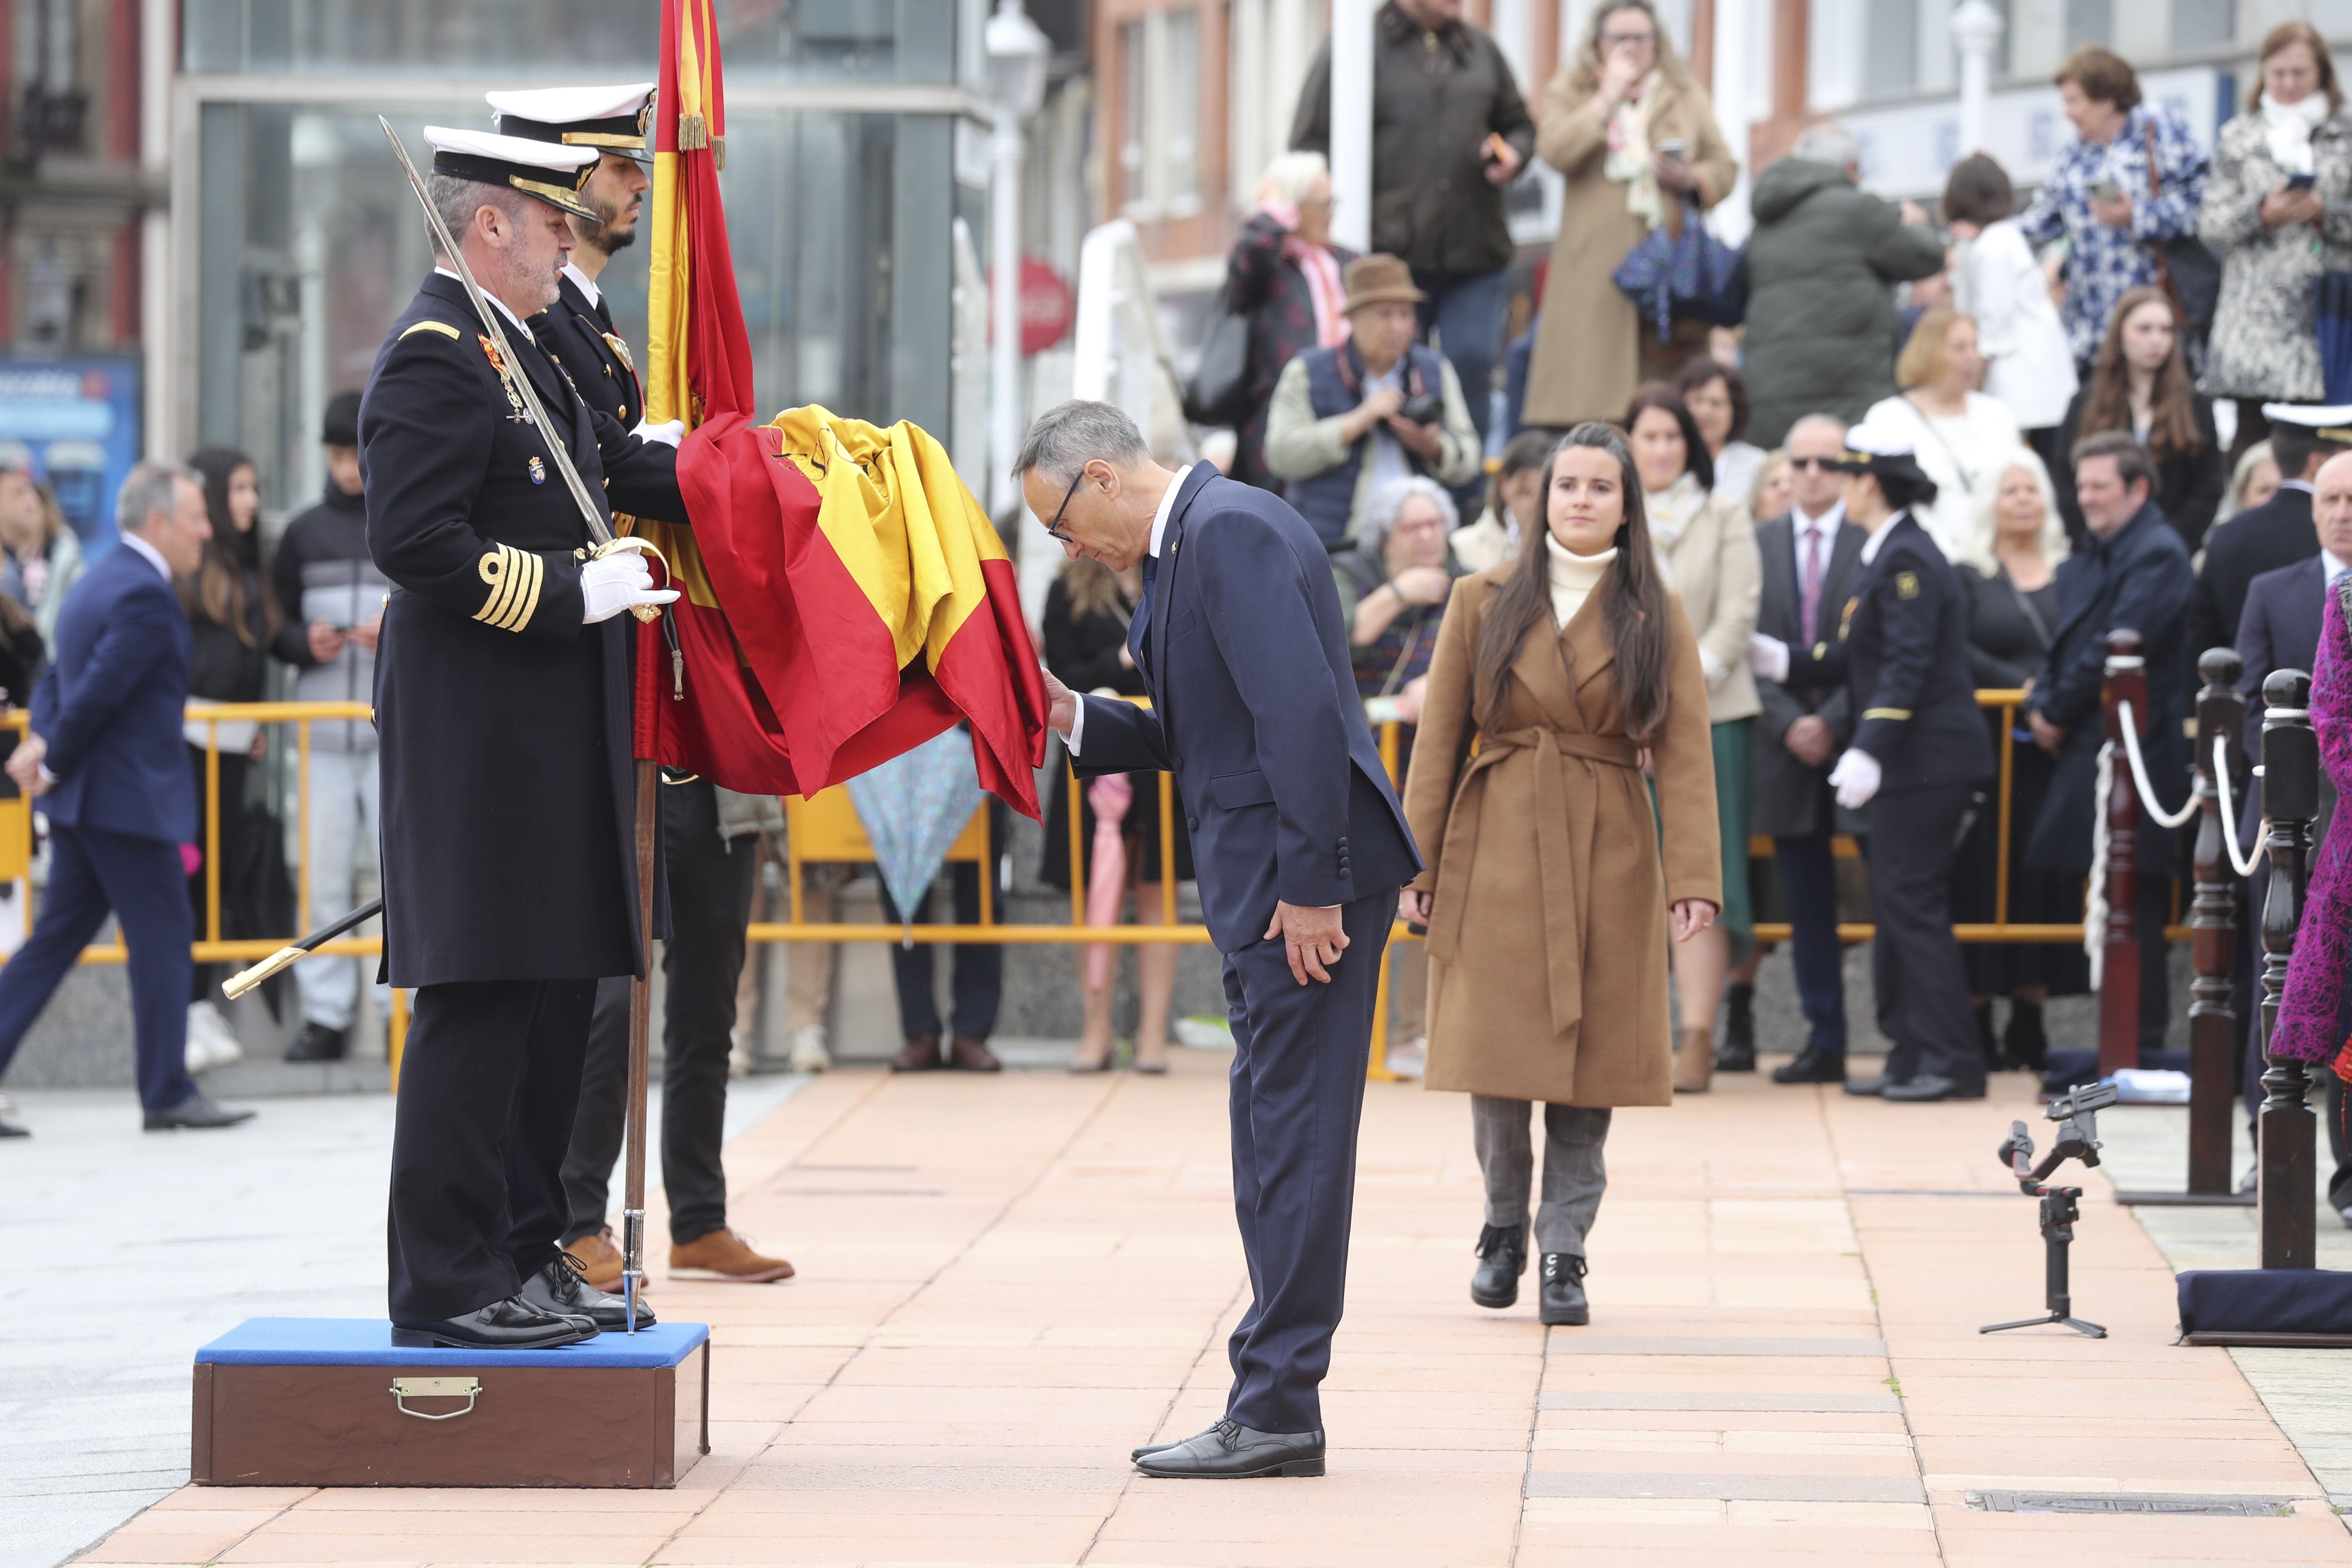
[1042, 468, 1084, 543]
[1789, 456, 1839, 472]
[1601, 29, 1655, 46]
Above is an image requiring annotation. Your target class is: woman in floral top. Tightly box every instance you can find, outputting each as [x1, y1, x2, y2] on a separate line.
[2015, 46, 2210, 370]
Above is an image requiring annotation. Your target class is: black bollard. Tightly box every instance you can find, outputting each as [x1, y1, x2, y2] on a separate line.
[2257, 669, 2318, 1270]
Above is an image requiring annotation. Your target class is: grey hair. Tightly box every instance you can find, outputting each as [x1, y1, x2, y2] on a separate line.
[116, 460, 199, 536]
[1258, 150, 1330, 205]
[1792, 122, 1862, 172]
[1360, 475, 1459, 556]
[1012, 400, 1151, 486]
[426, 172, 530, 256]
[1787, 413, 1849, 445]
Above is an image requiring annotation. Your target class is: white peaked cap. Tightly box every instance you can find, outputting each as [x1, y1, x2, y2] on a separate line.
[424, 125, 599, 173]
[486, 83, 657, 129]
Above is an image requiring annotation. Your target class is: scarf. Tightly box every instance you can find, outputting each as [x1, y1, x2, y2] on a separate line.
[1602, 72, 1665, 230]
[1286, 237, 1352, 348]
[1644, 471, 1709, 570]
[2260, 89, 2330, 175]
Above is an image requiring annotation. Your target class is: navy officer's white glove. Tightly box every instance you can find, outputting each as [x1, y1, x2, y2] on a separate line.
[1828, 747, 1882, 811]
[581, 551, 679, 623]
[628, 418, 685, 448]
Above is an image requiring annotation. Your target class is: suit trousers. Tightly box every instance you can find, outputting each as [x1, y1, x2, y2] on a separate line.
[294, 747, 385, 1032]
[561, 781, 758, 1247]
[1774, 825, 1848, 1054]
[1863, 783, 1983, 1087]
[1469, 1097, 1611, 1256]
[0, 823, 193, 1113]
[386, 977, 597, 1323]
[1221, 888, 1395, 1435]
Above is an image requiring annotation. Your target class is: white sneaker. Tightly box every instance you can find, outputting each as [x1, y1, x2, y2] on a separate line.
[728, 1024, 752, 1079]
[1385, 1037, 1427, 1079]
[184, 1001, 243, 1073]
[788, 1024, 831, 1074]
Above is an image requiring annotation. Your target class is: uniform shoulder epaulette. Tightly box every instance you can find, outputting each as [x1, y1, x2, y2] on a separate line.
[400, 320, 462, 341]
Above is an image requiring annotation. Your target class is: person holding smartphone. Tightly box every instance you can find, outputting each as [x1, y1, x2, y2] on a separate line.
[2199, 21, 2352, 454]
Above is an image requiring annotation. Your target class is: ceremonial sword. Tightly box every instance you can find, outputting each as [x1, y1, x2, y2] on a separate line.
[218, 899, 384, 1001]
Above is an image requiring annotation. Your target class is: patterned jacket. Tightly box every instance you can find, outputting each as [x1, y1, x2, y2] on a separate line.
[2197, 109, 2352, 401]
[1221, 211, 1355, 493]
[2017, 105, 2211, 364]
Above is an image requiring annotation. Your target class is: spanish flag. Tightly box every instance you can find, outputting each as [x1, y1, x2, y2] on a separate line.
[634, 0, 1048, 816]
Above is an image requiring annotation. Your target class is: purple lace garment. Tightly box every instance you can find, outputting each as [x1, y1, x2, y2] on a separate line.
[2270, 579, 2352, 1065]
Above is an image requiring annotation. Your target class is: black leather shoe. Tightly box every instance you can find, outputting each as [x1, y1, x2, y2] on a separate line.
[1841, 1072, 1893, 1096]
[1538, 1252, 1589, 1326]
[285, 1021, 348, 1062]
[1718, 984, 1756, 1071]
[1773, 1046, 1847, 1084]
[1471, 1221, 1528, 1309]
[2003, 1001, 2048, 1071]
[521, 1252, 652, 1332]
[1881, 1073, 1986, 1102]
[1133, 1418, 1325, 1478]
[391, 1294, 593, 1350]
[143, 1091, 256, 1130]
[0, 1115, 26, 1138]
[1131, 1425, 1217, 1462]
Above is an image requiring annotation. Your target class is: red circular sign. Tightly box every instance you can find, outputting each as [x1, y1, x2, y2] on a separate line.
[990, 258, 1076, 355]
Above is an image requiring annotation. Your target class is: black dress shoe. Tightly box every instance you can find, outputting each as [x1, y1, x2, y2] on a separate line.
[1133, 1418, 1325, 1478]
[521, 1252, 652, 1332]
[1471, 1221, 1528, 1309]
[143, 1091, 256, 1130]
[2003, 1001, 2048, 1071]
[1538, 1252, 1589, 1326]
[1718, 984, 1756, 1071]
[1131, 1424, 1217, 1462]
[0, 1115, 26, 1138]
[391, 1294, 593, 1350]
[285, 1021, 348, 1062]
[1841, 1072, 1892, 1096]
[1773, 1046, 1847, 1085]
[1881, 1073, 1987, 1102]
[1972, 1001, 1998, 1072]
[2239, 1167, 2259, 1196]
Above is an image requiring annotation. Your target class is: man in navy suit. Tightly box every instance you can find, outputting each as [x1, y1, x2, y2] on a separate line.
[1021, 401, 1421, 1479]
[0, 463, 254, 1136]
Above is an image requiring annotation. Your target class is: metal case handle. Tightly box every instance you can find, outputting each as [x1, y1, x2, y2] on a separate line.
[389, 1376, 481, 1420]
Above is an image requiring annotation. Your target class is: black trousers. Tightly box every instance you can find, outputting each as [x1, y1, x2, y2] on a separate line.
[1221, 890, 1394, 1435]
[386, 977, 597, 1323]
[561, 780, 758, 1248]
[877, 861, 1001, 1040]
[1774, 827, 1847, 1055]
[1863, 783, 1983, 1087]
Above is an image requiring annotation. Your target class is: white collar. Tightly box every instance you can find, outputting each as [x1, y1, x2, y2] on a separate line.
[2282, 478, 2318, 495]
[1792, 498, 1845, 534]
[118, 530, 170, 582]
[562, 262, 601, 310]
[1859, 508, 1906, 565]
[434, 266, 528, 332]
[2325, 547, 2351, 584]
[1150, 465, 1194, 558]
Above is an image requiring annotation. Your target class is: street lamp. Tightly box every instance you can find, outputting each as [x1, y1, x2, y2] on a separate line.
[1951, 0, 2004, 162]
[986, 0, 1050, 521]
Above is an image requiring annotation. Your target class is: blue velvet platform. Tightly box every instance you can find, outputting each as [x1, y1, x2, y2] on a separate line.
[196, 1316, 707, 1368]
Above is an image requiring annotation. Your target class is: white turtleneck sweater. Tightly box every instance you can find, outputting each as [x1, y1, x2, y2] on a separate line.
[1547, 535, 1617, 628]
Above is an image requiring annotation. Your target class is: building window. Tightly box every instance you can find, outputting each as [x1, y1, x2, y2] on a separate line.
[1118, 6, 1203, 218]
[2172, 0, 2234, 53]
[1119, 19, 1147, 208]
[1863, 0, 1915, 95]
[1163, 9, 1199, 208]
[2064, 0, 2110, 51]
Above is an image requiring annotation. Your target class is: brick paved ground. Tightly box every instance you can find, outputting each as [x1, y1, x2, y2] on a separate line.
[70, 1059, 2352, 1566]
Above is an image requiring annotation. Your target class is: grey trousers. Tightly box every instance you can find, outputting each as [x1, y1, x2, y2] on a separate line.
[1470, 1096, 1611, 1258]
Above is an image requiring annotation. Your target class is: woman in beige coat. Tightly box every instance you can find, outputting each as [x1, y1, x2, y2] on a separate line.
[1522, 0, 1736, 430]
[1399, 423, 1721, 1328]
[1626, 386, 1759, 1094]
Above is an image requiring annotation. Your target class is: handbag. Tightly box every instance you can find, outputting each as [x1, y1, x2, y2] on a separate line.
[1182, 303, 1252, 428]
[2143, 121, 2221, 331]
[1612, 193, 1747, 343]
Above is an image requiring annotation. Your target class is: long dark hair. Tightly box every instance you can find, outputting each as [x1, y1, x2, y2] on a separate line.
[2079, 285, 2203, 460]
[1622, 384, 1715, 493]
[185, 447, 279, 648]
[1470, 423, 1675, 744]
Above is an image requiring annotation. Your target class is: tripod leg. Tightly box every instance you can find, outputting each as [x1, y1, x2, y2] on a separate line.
[2060, 1317, 2108, 1338]
[1980, 1314, 2065, 1334]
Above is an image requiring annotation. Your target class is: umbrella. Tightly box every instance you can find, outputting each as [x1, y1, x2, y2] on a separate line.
[2320, 272, 2352, 407]
[1083, 774, 1133, 990]
[846, 728, 986, 942]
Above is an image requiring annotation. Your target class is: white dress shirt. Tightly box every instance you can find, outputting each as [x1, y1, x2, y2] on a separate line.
[1065, 466, 1192, 760]
[561, 262, 601, 311]
[1788, 498, 1844, 581]
[433, 266, 529, 333]
[1858, 508, 1909, 566]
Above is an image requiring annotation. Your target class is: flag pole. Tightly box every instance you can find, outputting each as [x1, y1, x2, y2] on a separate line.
[623, 757, 657, 1332]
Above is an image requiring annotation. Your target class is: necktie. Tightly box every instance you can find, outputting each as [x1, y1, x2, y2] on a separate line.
[1799, 524, 1826, 646]
[1128, 550, 1158, 680]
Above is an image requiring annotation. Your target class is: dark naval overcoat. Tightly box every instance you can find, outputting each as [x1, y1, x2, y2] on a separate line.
[534, 271, 643, 426]
[360, 270, 686, 987]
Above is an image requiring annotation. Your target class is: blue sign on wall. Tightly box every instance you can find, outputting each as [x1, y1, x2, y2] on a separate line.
[0, 356, 143, 555]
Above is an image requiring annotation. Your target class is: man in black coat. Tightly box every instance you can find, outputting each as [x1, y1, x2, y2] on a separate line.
[2187, 407, 2350, 682]
[365, 126, 686, 1351]
[2024, 433, 2195, 1060]
[1746, 415, 1866, 1084]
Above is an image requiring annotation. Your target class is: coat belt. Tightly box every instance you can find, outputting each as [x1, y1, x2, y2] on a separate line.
[1426, 726, 1640, 1037]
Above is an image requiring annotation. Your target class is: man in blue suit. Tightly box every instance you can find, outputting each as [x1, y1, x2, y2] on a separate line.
[1021, 401, 1421, 1479]
[0, 463, 253, 1136]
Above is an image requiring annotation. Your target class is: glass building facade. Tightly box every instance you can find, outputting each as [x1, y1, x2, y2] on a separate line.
[175, 0, 992, 514]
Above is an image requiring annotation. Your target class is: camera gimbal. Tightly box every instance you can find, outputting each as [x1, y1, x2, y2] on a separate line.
[1980, 1082, 2120, 1340]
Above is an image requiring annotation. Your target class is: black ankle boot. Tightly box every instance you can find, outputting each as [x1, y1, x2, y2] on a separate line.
[2004, 999, 2048, 1071]
[1471, 1222, 1528, 1309]
[1973, 1000, 1998, 1072]
[1538, 1252, 1589, 1326]
[1717, 983, 1756, 1072]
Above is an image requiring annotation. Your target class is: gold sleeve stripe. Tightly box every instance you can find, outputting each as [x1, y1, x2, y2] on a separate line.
[1862, 707, 1912, 721]
[400, 320, 461, 340]
[475, 545, 543, 632]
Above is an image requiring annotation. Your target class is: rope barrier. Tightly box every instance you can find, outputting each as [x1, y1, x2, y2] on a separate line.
[2212, 733, 2265, 879]
[2115, 699, 2199, 829]
[2085, 742, 2112, 990]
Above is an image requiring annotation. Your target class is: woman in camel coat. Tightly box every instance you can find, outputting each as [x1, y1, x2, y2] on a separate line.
[1522, 0, 1737, 430]
[1400, 422, 1721, 1330]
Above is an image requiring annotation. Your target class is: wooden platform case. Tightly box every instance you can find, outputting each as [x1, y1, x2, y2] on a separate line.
[192, 1317, 709, 1488]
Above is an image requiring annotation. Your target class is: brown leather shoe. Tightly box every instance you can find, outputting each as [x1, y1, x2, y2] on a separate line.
[948, 1034, 1001, 1072]
[669, 1228, 796, 1283]
[563, 1228, 625, 1292]
[890, 1032, 943, 1071]
[1672, 1026, 1714, 1094]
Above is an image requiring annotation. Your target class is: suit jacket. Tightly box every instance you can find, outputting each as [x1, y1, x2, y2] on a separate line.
[1074, 466, 1421, 952]
[2189, 483, 2316, 683]
[31, 541, 195, 845]
[1752, 510, 1864, 837]
[2236, 552, 2337, 846]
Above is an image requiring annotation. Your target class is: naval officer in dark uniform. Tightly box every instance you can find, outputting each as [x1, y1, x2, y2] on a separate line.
[366, 126, 687, 1350]
[1759, 418, 1992, 1101]
[491, 83, 793, 1289]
